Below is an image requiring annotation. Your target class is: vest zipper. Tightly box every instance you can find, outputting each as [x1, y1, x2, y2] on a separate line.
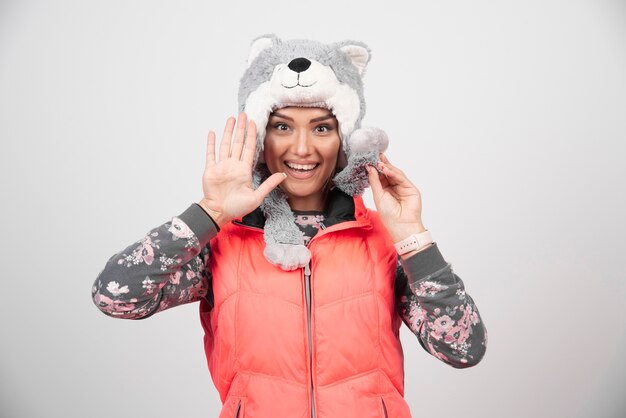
[304, 261, 316, 418]
[233, 217, 369, 418]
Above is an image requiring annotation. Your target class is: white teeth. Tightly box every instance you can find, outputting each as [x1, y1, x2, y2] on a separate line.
[286, 162, 317, 170]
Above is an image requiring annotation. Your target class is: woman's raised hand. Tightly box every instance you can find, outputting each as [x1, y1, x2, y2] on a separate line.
[366, 154, 427, 243]
[199, 112, 286, 228]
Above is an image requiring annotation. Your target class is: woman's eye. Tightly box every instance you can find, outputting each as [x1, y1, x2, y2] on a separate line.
[315, 125, 331, 133]
[273, 122, 289, 131]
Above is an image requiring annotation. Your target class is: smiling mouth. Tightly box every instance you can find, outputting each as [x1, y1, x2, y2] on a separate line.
[285, 162, 319, 172]
[283, 162, 320, 180]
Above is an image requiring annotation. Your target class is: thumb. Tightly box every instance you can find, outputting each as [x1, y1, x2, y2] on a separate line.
[254, 172, 287, 202]
[366, 165, 383, 203]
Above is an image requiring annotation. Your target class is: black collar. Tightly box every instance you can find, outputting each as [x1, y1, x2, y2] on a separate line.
[240, 188, 356, 229]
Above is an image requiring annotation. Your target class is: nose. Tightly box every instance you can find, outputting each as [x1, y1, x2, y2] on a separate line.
[292, 129, 312, 156]
[287, 57, 311, 73]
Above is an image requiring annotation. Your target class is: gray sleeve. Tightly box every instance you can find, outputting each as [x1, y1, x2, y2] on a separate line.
[91, 203, 219, 320]
[395, 243, 488, 368]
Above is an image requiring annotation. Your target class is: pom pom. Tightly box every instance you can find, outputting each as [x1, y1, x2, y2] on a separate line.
[264, 244, 311, 271]
[348, 127, 389, 154]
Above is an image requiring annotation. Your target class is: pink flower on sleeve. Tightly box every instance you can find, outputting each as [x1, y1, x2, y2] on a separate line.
[169, 217, 195, 240]
[432, 315, 455, 333]
[169, 270, 182, 285]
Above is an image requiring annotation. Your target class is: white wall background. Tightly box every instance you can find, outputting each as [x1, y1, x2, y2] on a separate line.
[1, 0, 625, 417]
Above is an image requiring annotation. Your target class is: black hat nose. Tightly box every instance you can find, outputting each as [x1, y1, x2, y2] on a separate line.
[288, 57, 311, 73]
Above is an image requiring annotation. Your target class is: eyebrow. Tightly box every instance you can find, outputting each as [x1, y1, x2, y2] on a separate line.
[271, 111, 335, 123]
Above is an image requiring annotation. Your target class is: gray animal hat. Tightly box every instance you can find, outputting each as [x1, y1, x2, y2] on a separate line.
[239, 34, 388, 270]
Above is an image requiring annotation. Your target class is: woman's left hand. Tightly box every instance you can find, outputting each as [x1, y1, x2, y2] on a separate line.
[366, 153, 427, 243]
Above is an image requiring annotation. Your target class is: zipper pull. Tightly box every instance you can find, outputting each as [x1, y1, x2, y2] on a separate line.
[304, 262, 311, 277]
[319, 222, 326, 230]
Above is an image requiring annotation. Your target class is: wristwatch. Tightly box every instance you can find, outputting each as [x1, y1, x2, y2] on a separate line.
[394, 230, 433, 255]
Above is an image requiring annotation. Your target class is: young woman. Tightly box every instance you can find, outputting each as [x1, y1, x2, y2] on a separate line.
[92, 35, 487, 418]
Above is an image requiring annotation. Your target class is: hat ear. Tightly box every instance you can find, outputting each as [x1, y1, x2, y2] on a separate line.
[338, 43, 371, 76]
[247, 34, 279, 67]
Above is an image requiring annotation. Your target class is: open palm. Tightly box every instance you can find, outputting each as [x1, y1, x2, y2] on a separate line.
[200, 112, 285, 227]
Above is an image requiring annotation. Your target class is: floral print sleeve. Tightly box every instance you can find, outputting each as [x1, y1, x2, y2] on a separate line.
[395, 243, 488, 368]
[92, 203, 219, 320]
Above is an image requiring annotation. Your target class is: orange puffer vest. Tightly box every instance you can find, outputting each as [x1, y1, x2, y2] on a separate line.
[199, 191, 412, 418]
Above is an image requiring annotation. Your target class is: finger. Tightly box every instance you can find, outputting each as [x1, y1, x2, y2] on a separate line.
[254, 172, 287, 203]
[379, 153, 412, 183]
[218, 116, 236, 161]
[377, 160, 410, 187]
[242, 120, 257, 165]
[205, 131, 216, 170]
[366, 165, 384, 203]
[379, 153, 403, 173]
[379, 167, 391, 189]
[380, 153, 405, 175]
[230, 112, 247, 158]
[378, 164, 401, 187]
[380, 153, 400, 170]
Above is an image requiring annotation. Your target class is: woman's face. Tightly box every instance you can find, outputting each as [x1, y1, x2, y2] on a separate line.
[264, 106, 341, 211]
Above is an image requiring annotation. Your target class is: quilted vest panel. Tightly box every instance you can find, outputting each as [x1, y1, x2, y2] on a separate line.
[199, 197, 412, 418]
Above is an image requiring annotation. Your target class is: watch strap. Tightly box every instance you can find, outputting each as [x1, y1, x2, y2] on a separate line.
[394, 230, 433, 255]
